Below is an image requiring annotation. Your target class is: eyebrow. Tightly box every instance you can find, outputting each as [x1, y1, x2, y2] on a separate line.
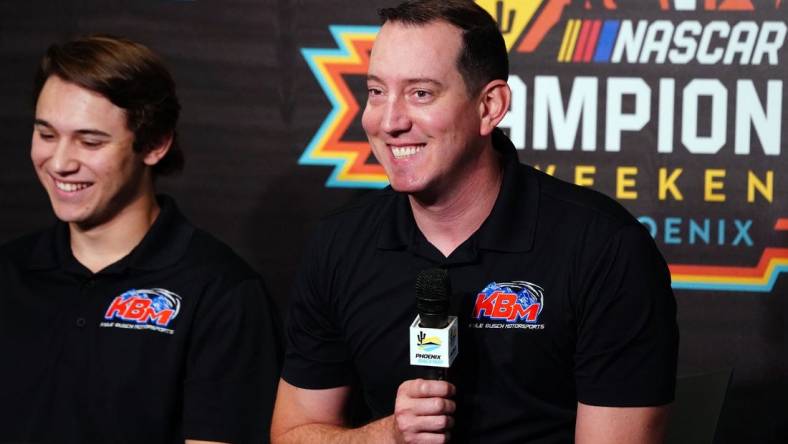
[34, 119, 112, 138]
[367, 75, 443, 88]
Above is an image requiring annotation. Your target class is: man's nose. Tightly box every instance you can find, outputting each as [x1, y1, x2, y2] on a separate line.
[50, 140, 80, 174]
[380, 96, 412, 135]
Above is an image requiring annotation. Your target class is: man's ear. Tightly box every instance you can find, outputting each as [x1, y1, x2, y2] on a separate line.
[477, 79, 511, 137]
[142, 133, 173, 166]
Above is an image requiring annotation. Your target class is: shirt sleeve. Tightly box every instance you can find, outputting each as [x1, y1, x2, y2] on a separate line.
[281, 226, 355, 389]
[182, 277, 282, 444]
[574, 223, 679, 407]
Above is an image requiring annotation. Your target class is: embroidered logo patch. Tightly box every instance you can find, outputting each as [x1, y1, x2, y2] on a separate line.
[100, 288, 182, 335]
[470, 281, 545, 330]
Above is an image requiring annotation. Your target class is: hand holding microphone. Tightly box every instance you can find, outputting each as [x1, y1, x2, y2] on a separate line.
[393, 268, 458, 443]
[393, 379, 456, 444]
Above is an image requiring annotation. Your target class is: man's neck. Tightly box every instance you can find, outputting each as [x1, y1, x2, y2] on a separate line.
[69, 192, 160, 274]
[410, 147, 503, 258]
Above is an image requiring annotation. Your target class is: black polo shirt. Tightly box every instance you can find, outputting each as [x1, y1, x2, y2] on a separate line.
[283, 131, 678, 443]
[0, 195, 281, 444]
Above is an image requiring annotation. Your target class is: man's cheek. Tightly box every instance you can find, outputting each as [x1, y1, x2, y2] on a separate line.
[361, 107, 376, 133]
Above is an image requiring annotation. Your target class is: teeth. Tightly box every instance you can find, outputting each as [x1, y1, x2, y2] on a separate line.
[55, 181, 90, 192]
[391, 145, 423, 159]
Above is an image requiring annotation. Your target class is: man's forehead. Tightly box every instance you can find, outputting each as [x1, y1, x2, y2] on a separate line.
[35, 76, 128, 134]
[374, 19, 463, 49]
[38, 76, 110, 105]
[368, 20, 463, 79]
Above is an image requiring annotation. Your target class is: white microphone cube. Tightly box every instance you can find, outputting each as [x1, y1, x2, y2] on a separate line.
[409, 315, 458, 368]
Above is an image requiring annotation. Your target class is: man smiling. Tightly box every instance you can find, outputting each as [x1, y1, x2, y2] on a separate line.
[273, 1, 677, 443]
[0, 36, 280, 443]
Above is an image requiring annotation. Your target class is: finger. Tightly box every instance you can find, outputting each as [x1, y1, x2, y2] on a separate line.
[400, 379, 456, 398]
[408, 431, 451, 444]
[405, 397, 455, 416]
[398, 413, 454, 434]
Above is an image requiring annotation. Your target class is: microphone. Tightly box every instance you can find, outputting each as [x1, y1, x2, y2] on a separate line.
[410, 268, 458, 380]
[416, 268, 450, 329]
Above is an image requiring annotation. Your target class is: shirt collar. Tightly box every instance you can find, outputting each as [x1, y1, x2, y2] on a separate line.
[26, 194, 194, 274]
[376, 189, 415, 251]
[475, 130, 538, 253]
[376, 129, 538, 254]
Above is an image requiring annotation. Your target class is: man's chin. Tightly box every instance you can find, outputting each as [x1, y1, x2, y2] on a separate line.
[388, 178, 423, 195]
[52, 207, 102, 231]
[391, 181, 444, 205]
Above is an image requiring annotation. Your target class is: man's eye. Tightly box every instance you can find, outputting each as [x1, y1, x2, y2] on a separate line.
[414, 90, 432, 99]
[38, 132, 55, 140]
[81, 140, 103, 148]
[368, 88, 383, 96]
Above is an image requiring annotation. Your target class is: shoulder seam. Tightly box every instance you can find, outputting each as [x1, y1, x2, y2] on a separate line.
[531, 168, 637, 225]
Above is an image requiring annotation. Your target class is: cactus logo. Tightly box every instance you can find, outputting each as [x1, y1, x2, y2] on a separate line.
[416, 331, 442, 352]
[477, 0, 573, 53]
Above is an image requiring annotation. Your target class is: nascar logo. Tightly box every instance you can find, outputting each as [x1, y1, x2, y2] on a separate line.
[556, 18, 785, 64]
[478, 0, 785, 64]
[103, 288, 181, 328]
[473, 281, 544, 323]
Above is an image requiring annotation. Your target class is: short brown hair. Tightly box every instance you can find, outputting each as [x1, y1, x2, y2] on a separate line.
[33, 35, 183, 176]
[378, 0, 508, 95]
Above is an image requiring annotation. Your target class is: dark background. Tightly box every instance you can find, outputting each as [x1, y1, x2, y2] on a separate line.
[0, 1, 785, 442]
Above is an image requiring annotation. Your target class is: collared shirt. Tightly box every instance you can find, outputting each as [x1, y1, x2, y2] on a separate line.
[283, 131, 678, 443]
[0, 195, 280, 444]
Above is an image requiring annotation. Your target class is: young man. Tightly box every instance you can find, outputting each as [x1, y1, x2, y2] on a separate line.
[0, 36, 280, 443]
[272, 1, 678, 443]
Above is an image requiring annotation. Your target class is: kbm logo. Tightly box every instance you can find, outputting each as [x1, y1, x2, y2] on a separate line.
[416, 331, 442, 352]
[479, 0, 785, 64]
[104, 288, 181, 328]
[473, 281, 544, 323]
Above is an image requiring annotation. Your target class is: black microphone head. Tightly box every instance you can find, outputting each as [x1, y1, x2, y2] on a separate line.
[415, 268, 451, 328]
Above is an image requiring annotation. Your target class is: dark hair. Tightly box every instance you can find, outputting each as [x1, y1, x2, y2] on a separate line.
[378, 0, 508, 95]
[33, 35, 183, 176]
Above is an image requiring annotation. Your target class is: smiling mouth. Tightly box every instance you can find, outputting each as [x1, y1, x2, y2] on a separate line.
[390, 144, 424, 159]
[54, 179, 93, 193]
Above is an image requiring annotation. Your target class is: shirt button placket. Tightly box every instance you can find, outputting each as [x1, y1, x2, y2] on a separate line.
[77, 278, 96, 328]
[71, 277, 96, 427]
[82, 278, 96, 293]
